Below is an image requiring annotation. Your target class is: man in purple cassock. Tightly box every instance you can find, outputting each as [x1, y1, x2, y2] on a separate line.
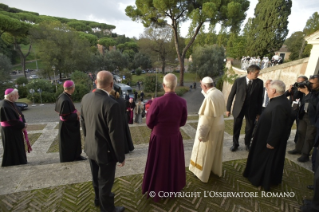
[142, 73, 187, 201]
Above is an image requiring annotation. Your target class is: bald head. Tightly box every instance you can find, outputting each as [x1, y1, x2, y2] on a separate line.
[96, 70, 113, 91]
[163, 73, 177, 91]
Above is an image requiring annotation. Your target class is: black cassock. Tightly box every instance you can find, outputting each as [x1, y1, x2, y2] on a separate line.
[0, 100, 27, 167]
[111, 96, 134, 154]
[243, 94, 291, 190]
[55, 92, 81, 162]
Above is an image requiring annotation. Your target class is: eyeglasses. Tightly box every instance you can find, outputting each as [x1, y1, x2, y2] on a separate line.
[310, 75, 319, 80]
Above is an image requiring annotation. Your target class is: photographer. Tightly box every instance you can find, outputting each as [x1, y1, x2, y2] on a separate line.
[286, 76, 307, 146]
[289, 80, 319, 162]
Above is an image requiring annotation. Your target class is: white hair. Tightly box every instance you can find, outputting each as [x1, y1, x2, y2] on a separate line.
[270, 80, 285, 94]
[163, 73, 177, 90]
[4, 89, 18, 100]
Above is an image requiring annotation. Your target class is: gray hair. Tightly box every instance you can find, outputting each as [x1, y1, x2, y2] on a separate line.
[203, 83, 214, 88]
[163, 73, 177, 90]
[4, 89, 18, 100]
[270, 80, 285, 94]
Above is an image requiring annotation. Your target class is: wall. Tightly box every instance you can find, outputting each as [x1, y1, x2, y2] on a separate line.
[222, 57, 309, 105]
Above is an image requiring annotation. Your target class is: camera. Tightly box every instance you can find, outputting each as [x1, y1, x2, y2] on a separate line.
[293, 81, 312, 89]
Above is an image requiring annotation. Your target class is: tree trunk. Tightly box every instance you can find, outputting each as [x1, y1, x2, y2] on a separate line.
[299, 39, 306, 59]
[21, 56, 27, 78]
[161, 56, 165, 74]
[13, 39, 32, 78]
[179, 57, 185, 86]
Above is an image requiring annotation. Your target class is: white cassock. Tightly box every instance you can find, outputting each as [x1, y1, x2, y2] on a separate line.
[189, 87, 225, 183]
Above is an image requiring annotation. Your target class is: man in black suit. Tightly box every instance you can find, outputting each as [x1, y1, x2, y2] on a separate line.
[226, 65, 263, 152]
[285, 76, 307, 146]
[81, 70, 125, 212]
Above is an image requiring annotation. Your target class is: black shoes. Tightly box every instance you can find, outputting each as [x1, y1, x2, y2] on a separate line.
[230, 146, 238, 152]
[297, 156, 309, 162]
[288, 149, 301, 154]
[307, 185, 314, 190]
[113, 206, 125, 212]
[76, 155, 87, 161]
[94, 199, 100, 207]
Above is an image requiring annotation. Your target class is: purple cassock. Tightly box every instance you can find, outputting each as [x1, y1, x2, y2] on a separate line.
[142, 92, 187, 201]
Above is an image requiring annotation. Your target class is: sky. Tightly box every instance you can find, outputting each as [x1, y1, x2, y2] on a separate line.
[1, 0, 319, 39]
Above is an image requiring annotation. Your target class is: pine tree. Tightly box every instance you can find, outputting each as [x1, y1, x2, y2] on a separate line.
[246, 0, 292, 56]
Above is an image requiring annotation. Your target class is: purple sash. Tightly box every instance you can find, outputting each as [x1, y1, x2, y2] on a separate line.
[1, 118, 32, 153]
[60, 109, 78, 121]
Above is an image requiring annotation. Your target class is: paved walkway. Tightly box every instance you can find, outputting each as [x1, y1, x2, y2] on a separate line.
[0, 117, 312, 196]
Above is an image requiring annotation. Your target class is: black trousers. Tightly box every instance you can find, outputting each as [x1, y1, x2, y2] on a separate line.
[295, 114, 316, 157]
[233, 106, 255, 147]
[287, 108, 299, 143]
[89, 159, 117, 212]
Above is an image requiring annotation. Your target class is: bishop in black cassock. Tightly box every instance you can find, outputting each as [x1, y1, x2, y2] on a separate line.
[55, 80, 85, 162]
[243, 80, 291, 191]
[1, 88, 28, 167]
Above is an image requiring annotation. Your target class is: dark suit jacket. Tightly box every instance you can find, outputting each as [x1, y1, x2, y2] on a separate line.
[81, 89, 125, 164]
[226, 76, 263, 118]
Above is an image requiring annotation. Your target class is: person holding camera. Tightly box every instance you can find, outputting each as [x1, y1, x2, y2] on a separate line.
[286, 76, 308, 147]
[288, 80, 319, 162]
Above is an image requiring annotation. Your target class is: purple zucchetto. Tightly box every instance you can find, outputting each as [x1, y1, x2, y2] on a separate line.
[5, 88, 14, 95]
[63, 80, 74, 88]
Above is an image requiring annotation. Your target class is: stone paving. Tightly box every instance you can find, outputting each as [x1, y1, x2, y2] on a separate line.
[0, 116, 313, 197]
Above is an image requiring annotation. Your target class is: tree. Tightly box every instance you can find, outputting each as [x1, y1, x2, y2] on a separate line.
[126, 0, 249, 86]
[98, 37, 116, 50]
[133, 52, 152, 69]
[138, 26, 175, 73]
[0, 12, 34, 77]
[284, 31, 303, 60]
[188, 45, 225, 79]
[0, 55, 11, 83]
[226, 33, 246, 59]
[30, 21, 93, 79]
[246, 0, 292, 56]
[303, 12, 319, 36]
[300, 12, 319, 58]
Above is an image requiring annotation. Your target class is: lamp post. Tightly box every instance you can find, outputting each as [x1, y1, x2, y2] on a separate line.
[52, 65, 57, 93]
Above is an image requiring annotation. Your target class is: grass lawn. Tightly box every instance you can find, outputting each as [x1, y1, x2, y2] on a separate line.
[12, 60, 45, 71]
[18, 98, 32, 104]
[27, 124, 46, 131]
[24, 133, 42, 152]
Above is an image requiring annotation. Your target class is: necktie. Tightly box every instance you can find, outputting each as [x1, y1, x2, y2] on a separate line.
[247, 80, 252, 94]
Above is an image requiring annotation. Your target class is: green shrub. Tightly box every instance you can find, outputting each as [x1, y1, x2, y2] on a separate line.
[72, 84, 90, 102]
[216, 77, 224, 90]
[18, 86, 28, 98]
[16, 77, 28, 85]
[26, 79, 55, 93]
[175, 86, 189, 96]
[144, 74, 161, 92]
[136, 68, 142, 76]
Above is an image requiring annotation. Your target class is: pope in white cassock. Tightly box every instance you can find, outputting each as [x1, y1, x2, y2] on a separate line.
[189, 76, 225, 183]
